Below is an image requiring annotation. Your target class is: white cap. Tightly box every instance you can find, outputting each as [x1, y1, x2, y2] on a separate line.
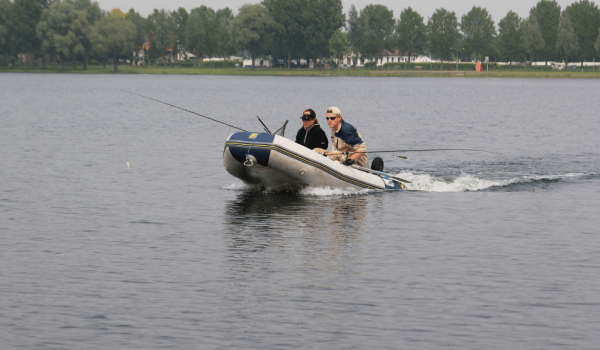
[326, 107, 341, 115]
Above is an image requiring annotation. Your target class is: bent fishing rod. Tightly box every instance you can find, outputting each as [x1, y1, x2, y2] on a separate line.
[119, 90, 249, 132]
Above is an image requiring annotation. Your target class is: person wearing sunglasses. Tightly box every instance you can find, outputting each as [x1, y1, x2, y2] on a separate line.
[295, 108, 328, 152]
[325, 107, 367, 167]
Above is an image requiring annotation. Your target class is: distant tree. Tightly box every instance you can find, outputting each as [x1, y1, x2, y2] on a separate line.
[230, 3, 274, 71]
[530, 0, 561, 69]
[36, 0, 83, 70]
[189, 6, 217, 60]
[564, 0, 600, 69]
[498, 11, 523, 70]
[461, 6, 496, 62]
[428, 8, 460, 70]
[346, 4, 366, 69]
[111, 8, 125, 17]
[172, 7, 188, 59]
[89, 13, 136, 71]
[214, 8, 234, 68]
[328, 29, 349, 70]
[396, 7, 426, 69]
[0, 0, 12, 57]
[360, 4, 395, 67]
[263, 0, 306, 70]
[148, 9, 176, 68]
[127, 9, 149, 66]
[304, 0, 345, 70]
[596, 27, 600, 54]
[521, 15, 545, 71]
[70, 0, 102, 69]
[556, 13, 578, 67]
[184, 11, 206, 67]
[12, 0, 49, 69]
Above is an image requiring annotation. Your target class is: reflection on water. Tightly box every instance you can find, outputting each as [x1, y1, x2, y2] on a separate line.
[223, 191, 371, 278]
[221, 191, 374, 339]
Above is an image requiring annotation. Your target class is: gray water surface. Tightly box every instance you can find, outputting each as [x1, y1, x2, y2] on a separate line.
[1, 73, 599, 349]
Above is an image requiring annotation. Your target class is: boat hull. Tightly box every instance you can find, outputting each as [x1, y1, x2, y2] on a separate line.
[223, 132, 405, 191]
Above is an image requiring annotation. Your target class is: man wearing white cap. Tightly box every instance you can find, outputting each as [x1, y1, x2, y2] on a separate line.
[325, 107, 368, 167]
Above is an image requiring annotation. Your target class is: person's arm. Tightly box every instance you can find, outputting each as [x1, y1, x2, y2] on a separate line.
[349, 142, 365, 161]
[295, 128, 303, 145]
[317, 128, 328, 150]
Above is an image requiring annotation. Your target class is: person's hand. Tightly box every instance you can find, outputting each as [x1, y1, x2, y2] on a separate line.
[344, 158, 355, 166]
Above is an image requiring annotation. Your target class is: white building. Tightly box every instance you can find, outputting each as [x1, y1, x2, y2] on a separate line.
[339, 49, 438, 67]
[242, 59, 273, 68]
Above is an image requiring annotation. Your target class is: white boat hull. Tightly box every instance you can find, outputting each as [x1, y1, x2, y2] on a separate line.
[223, 132, 405, 191]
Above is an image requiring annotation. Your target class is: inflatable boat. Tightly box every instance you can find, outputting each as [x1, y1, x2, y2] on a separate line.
[223, 131, 407, 191]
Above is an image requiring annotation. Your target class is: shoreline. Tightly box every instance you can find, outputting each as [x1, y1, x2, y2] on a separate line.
[2, 66, 600, 79]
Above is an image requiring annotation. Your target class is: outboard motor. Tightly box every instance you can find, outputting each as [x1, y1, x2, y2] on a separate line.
[371, 157, 384, 171]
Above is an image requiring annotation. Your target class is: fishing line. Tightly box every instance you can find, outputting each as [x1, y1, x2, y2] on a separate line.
[368, 149, 502, 156]
[328, 149, 502, 156]
[119, 90, 249, 132]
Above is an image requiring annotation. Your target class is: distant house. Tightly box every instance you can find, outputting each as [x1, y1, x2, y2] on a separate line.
[340, 49, 437, 67]
[242, 59, 272, 68]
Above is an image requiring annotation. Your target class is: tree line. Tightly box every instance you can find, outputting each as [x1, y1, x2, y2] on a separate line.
[1, 0, 600, 72]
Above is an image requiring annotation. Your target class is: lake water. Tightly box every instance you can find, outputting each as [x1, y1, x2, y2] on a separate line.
[1, 73, 599, 349]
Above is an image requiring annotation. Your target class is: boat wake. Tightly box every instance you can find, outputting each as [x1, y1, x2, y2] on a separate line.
[222, 182, 372, 196]
[223, 173, 588, 195]
[394, 172, 586, 192]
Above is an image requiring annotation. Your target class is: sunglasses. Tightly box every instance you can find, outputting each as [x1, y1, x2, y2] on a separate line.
[326, 116, 338, 121]
[301, 117, 314, 121]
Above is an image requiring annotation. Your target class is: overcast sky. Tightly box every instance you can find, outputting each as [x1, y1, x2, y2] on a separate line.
[95, 0, 575, 23]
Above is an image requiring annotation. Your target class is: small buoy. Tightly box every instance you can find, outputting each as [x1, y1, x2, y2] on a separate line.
[127, 161, 130, 171]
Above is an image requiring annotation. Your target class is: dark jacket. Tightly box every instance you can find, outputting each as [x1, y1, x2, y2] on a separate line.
[296, 123, 328, 150]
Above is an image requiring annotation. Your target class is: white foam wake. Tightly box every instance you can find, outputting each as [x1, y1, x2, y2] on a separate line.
[223, 173, 585, 194]
[298, 186, 371, 196]
[392, 172, 585, 192]
[222, 182, 370, 196]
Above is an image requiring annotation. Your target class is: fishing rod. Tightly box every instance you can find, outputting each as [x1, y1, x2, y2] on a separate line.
[326, 148, 502, 158]
[119, 90, 249, 132]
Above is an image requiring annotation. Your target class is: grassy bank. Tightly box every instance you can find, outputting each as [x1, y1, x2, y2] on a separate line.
[2, 64, 600, 79]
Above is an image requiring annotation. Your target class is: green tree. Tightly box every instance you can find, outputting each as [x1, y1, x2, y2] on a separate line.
[521, 15, 545, 71]
[461, 6, 496, 62]
[36, 0, 83, 70]
[530, 0, 561, 69]
[428, 8, 460, 70]
[71, 0, 101, 69]
[556, 13, 578, 67]
[328, 29, 349, 70]
[596, 27, 600, 54]
[184, 11, 206, 67]
[564, 0, 600, 69]
[89, 12, 136, 71]
[360, 4, 395, 67]
[231, 4, 273, 71]
[304, 0, 345, 70]
[263, 0, 306, 70]
[191, 6, 217, 59]
[397, 7, 426, 69]
[498, 10, 523, 70]
[214, 8, 234, 68]
[0, 0, 12, 57]
[127, 9, 149, 66]
[148, 9, 176, 68]
[346, 4, 366, 69]
[172, 7, 188, 60]
[12, 0, 49, 69]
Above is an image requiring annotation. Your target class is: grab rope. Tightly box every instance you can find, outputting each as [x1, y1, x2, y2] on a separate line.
[378, 171, 391, 182]
[244, 133, 261, 166]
